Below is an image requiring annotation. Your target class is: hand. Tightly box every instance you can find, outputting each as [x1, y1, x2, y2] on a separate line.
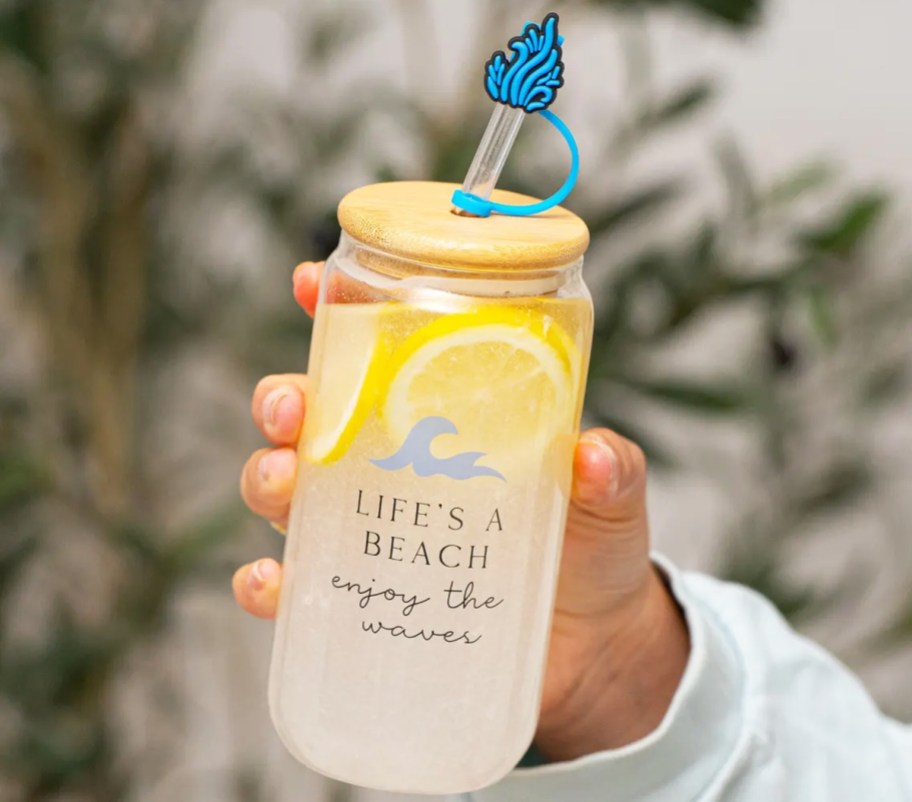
[235, 262, 690, 761]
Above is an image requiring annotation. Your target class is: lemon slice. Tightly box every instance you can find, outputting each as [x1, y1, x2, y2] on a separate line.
[305, 305, 389, 464]
[382, 306, 578, 479]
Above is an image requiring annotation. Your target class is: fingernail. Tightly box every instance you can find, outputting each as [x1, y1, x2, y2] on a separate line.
[293, 261, 315, 282]
[263, 388, 289, 429]
[580, 436, 621, 498]
[249, 559, 278, 592]
[596, 440, 621, 497]
[270, 521, 288, 536]
[257, 449, 296, 484]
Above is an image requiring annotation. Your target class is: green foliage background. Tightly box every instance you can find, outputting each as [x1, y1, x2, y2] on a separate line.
[0, 0, 909, 799]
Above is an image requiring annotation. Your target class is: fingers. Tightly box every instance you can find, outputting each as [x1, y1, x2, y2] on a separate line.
[240, 447, 297, 524]
[557, 428, 651, 618]
[293, 261, 324, 317]
[247, 373, 306, 524]
[233, 558, 283, 619]
[251, 374, 309, 446]
[235, 260, 320, 621]
[568, 428, 648, 543]
[571, 429, 647, 513]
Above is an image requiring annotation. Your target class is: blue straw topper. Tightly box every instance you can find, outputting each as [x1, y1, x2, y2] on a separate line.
[451, 13, 580, 218]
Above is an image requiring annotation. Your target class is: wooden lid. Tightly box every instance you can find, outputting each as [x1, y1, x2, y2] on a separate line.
[337, 181, 589, 271]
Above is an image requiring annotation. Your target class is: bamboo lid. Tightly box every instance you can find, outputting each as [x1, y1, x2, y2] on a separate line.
[337, 181, 589, 271]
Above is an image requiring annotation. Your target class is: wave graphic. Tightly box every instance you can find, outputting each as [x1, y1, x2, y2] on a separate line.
[370, 417, 505, 482]
[484, 12, 564, 113]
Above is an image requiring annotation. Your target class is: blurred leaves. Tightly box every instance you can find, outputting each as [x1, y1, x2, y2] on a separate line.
[803, 283, 839, 347]
[687, 0, 763, 26]
[0, 604, 122, 797]
[588, 178, 687, 236]
[595, 0, 763, 27]
[766, 161, 836, 206]
[0, 0, 253, 798]
[0, 1, 47, 74]
[715, 136, 757, 222]
[0, 533, 37, 608]
[861, 361, 909, 408]
[721, 539, 819, 621]
[630, 79, 715, 135]
[792, 462, 876, 522]
[796, 191, 889, 257]
[302, 8, 373, 63]
[620, 376, 749, 414]
[569, 16, 908, 654]
[0, 452, 50, 512]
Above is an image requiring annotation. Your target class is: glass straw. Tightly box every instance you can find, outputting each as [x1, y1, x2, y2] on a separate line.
[452, 104, 526, 215]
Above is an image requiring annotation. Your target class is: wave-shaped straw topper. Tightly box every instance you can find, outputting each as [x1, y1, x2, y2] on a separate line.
[484, 12, 564, 113]
[451, 11, 577, 218]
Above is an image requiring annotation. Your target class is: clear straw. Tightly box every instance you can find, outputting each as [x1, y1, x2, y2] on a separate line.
[452, 104, 526, 215]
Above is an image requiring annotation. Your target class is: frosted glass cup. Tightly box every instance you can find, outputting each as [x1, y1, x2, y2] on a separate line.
[269, 181, 593, 794]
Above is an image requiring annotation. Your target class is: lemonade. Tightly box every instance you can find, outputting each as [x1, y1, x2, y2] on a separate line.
[305, 299, 589, 476]
[270, 295, 591, 789]
[268, 181, 593, 794]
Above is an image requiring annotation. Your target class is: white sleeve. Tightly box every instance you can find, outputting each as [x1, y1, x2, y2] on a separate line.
[464, 557, 912, 802]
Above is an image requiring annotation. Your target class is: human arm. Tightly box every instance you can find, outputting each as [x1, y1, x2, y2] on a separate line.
[465, 565, 912, 801]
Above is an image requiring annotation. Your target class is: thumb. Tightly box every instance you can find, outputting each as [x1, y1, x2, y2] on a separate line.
[555, 428, 652, 619]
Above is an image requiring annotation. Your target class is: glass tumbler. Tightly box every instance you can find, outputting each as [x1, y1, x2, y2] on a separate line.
[269, 180, 593, 794]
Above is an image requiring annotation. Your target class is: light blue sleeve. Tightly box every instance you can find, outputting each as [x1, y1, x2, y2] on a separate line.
[463, 557, 912, 802]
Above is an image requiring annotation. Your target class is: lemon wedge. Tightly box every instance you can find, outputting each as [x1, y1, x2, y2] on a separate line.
[305, 305, 389, 464]
[381, 306, 578, 479]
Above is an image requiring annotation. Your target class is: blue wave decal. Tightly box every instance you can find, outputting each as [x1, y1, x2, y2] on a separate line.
[370, 417, 505, 482]
[485, 12, 564, 113]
